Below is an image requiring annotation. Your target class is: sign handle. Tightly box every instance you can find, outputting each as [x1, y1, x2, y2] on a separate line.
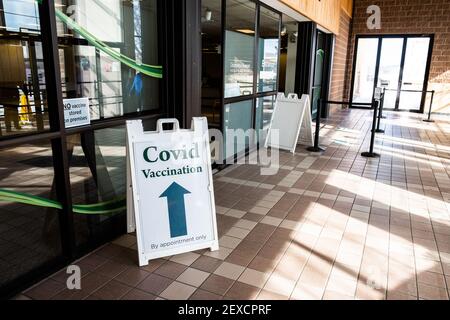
[157, 119, 180, 132]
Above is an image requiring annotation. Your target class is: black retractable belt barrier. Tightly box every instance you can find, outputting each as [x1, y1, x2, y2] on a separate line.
[307, 99, 326, 153]
[361, 99, 380, 158]
[423, 90, 435, 123]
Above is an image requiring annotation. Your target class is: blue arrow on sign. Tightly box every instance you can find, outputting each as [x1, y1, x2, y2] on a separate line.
[159, 182, 191, 238]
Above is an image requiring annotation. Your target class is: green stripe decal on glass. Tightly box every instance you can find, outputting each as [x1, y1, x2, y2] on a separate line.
[36, 0, 162, 79]
[0, 189, 125, 215]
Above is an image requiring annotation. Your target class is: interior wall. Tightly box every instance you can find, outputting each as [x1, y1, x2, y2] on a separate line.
[329, 8, 351, 113]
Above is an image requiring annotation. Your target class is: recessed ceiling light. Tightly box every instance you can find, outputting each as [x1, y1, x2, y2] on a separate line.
[235, 29, 254, 34]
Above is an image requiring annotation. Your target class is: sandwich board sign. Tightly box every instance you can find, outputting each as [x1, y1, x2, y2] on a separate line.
[265, 93, 313, 153]
[126, 117, 219, 266]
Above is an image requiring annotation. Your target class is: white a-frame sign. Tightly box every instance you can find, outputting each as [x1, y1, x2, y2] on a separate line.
[265, 93, 313, 153]
[126, 118, 219, 266]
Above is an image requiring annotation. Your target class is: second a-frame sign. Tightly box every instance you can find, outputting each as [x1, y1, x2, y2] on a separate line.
[265, 93, 313, 153]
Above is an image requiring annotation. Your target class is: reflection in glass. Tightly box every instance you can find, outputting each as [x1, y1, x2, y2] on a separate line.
[67, 119, 156, 246]
[55, 0, 160, 120]
[257, 7, 280, 93]
[377, 38, 403, 109]
[2, 0, 40, 32]
[0, 140, 62, 288]
[0, 0, 49, 137]
[255, 95, 275, 143]
[277, 15, 297, 95]
[399, 37, 430, 111]
[223, 100, 253, 159]
[67, 127, 127, 245]
[352, 38, 379, 105]
[312, 31, 325, 118]
[201, 0, 222, 128]
[224, 0, 256, 98]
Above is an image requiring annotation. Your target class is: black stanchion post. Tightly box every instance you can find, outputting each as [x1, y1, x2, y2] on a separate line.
[307, 99, 325, 153]
[375, 92, 384, 133]
[379, 87, 386, 119]
[423, 90, 435, 123]
[361, 99, 380, 158]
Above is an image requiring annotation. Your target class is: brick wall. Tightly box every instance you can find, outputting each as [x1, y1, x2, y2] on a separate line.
[344, 0, 450, 113]
[329, 8, 352, 113]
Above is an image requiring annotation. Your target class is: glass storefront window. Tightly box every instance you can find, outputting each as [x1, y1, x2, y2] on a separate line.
[67, 126, 127, 246]
[352, 38, 379, 104]
[224, 0, 256, 98]
[68, 118, 157, 246]
[0, 140, 62, 289]
[201, 0, 222, 128]
[223, 99, 254, 159]
[255, 94, 275, 142]
[2, 0, 40, 32]
[257, 7, 280, 93]
[0, 0, 50, 137]
[55, 0, 161, 121]
[312, 31, 325, 119]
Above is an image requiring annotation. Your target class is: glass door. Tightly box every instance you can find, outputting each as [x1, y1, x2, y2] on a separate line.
[351, 35, 432, 113]
[311, 31, 325, 119]
[376, 38, 403, 109]
[398, 37, 431, 111]
[351, 38, 379, 107]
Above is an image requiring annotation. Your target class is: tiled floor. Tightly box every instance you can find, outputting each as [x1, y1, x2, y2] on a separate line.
[19, 108, 450, 300]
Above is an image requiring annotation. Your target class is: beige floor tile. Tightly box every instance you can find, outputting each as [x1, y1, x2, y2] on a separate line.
[219, 235, 242, 249]
[214, 262, 245, 280]
[204, 247, 233, 260]
[234, 219, 258, 230]
[417, 270, 447, 288]
[226, 227, 250, 239]
[260, 216, 283, 227]
[257, 289, 289, 300]
[169, 252, 201, 266]
[159, 281, 196, 300]
[418, 282, 449, 300]
[264, 273, 296, 297]
[291, 284, 324, 300]
[386, 291, 417, 300]
[322, 290, 354, 300]
[176, 268, 210, 287]
[225, 209, 247, 218]
[355, 282, 385, 300]
[326, 276, 357, 296]
[279, 219, 301, 230]
[250, 206, 271, 215]
[237, 268, 271, 288]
